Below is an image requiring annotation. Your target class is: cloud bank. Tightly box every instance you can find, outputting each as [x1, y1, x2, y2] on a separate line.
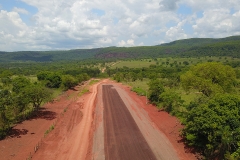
[0, 0, 239, 51]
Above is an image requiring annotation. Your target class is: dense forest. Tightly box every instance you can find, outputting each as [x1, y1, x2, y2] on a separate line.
[1, 35, 240, 159]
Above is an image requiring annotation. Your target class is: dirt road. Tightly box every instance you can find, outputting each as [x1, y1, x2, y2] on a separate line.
[92, 82, 179, 160]
[103, 85, 156, 160]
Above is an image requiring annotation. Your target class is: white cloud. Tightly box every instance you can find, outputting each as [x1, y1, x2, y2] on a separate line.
[165, 21, 188, 40]
[127, 39, 135, 46]
[0, 0, 239, 51]
[193, 8, 240, 37]
[118, 40, 126, 46]
[12, 7, 29, 15]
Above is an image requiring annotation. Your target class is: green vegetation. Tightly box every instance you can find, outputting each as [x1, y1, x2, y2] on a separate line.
[113, 60, 156, 68]
[89, 79, 99, 85]
[0, 61, 100, 139]
[62, 75, 78, 90]
[44, 124, 55, 137]
[108, 59, 240, 159]
[0, 35, 240, 63]
[78, 88, 89, 97]
[131, 87, 146, 96]
[181, 62, 236, 96]
[1, 35, 240, 159]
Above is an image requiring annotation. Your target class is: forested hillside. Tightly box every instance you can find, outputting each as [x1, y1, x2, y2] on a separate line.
[0, 35, 240, 62]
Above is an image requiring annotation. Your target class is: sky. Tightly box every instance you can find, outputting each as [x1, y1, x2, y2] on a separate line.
[0, 0, 240, 51]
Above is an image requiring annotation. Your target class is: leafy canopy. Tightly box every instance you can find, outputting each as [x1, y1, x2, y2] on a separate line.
[181, 62, 236, 96]
[183, 94, 240, 159]
[148, 79, 165, 104]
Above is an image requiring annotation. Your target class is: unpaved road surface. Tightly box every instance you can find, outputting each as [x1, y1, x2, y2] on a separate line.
[103, 85, 156, 160]
[92, 82, 180, 160]
[32, 80, 99, 160]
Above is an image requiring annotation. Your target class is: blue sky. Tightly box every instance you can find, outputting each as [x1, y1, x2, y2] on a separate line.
[0, 0, 37, 24]
[0, 0, 240, 51]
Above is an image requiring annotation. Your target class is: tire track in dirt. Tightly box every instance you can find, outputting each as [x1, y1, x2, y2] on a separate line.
[32, 101, 83, 160]
[66, 81, 99, 160]
[32, 81, 99, 160]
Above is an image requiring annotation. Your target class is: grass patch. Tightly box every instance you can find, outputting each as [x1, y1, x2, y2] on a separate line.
[112, 60, 156, 68]
[44, 124, 55, 137]
[123, 79, 150, 90]
[89, 79, 99, 85]
[78, 88, 89, 96]
[131, 87, 146, 96]
[27, 75, 38, 82]
[121, 79, 150, 96]
[174, 88, 202, 105]
[52, 88, 63, 99]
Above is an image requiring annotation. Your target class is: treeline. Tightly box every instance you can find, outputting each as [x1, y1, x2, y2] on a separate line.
[0, 65, 101, 139]
[0, 60, 102, 76]
[108, 62, 240, 159]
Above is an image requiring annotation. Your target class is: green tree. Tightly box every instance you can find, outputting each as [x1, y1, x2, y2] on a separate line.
[148, 79, 164, 104]
[114, 72, 124, 82]
[12, 92, 29, 115]
[24, 84, 53, 110]
[0, 89, 12, 137]
[183, 94, 240, 159]
[159, 90, 184, 113]
[1, 77, 12, 87]
[62, 75, 78, 90]
[12, 76, 31, 93]
[181, 62, 236, 96]
[183, 61, 189, 66]
[45, 73, 62, 88]
[37, 71, 50, 81]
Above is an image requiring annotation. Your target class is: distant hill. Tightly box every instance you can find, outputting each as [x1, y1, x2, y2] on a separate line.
[1, 35, 240, 62]
[160, 35, 240, 47]
[96, 36, 240, 59]
[0, 49, 101, 62]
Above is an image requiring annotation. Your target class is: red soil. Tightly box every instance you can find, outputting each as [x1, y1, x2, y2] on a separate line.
[0, 79, 198, 160]
[116, 82, 198, 160]
[0, 83, 86, 160]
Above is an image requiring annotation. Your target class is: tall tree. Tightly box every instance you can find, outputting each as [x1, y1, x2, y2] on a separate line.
[148, 79, 165, 104]
[181, 62, 236, 96]
[62, 75, 78, 90]
[24, 84, 53, 110]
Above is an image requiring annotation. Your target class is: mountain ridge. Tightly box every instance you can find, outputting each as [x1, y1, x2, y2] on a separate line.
[1, 35, 240, 62]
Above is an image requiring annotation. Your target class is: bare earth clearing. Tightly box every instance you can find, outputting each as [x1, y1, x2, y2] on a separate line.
[0, 79, 197, 160]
